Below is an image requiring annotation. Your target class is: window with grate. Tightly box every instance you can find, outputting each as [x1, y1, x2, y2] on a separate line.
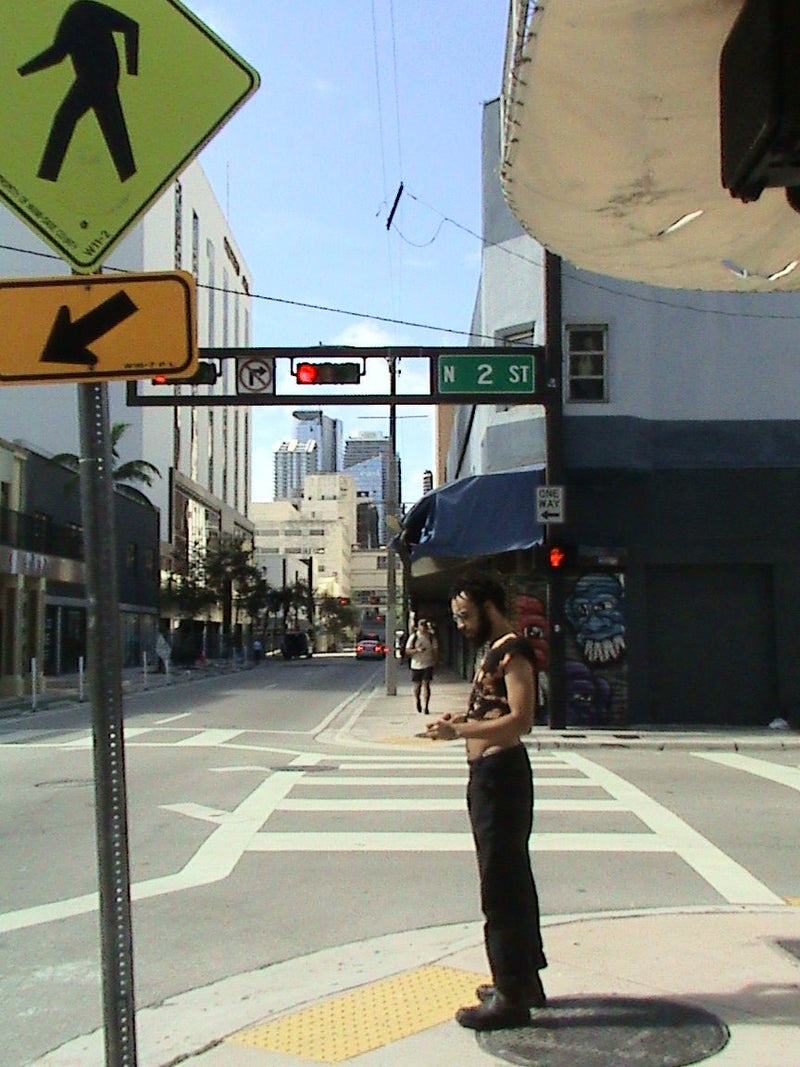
[566, 326, 608, 402]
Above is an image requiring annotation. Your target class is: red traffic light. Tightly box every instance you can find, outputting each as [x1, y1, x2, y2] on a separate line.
[296, 362, 320, 384]
[151, 361, 218, 387]
[295, 361, 361, 385]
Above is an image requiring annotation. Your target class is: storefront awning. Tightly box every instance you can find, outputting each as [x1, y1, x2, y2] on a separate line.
[397, 469, 544, 566]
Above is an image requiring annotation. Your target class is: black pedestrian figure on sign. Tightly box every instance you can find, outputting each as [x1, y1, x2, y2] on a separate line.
[18, 1, 140, 183]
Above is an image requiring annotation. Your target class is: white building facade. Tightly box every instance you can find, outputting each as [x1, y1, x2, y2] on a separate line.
[252, 473, 357, 601]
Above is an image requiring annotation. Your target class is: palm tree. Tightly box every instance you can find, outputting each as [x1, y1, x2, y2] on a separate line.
[52, 421, 161, 490]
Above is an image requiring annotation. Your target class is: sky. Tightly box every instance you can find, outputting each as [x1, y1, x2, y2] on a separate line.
[187, 1, 509, 507]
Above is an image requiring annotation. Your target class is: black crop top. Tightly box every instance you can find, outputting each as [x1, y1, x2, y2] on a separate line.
[466, 634, 538, 721]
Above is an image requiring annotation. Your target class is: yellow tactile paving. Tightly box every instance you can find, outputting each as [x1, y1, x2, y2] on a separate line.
[786, 897, 800, 906]
[226, 965, 488, 1063]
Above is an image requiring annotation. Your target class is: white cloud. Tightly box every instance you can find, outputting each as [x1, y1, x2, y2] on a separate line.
[329, 320, 402, 347]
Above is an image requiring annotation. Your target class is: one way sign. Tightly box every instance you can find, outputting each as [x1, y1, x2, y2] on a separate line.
[536, 485, 565, 524]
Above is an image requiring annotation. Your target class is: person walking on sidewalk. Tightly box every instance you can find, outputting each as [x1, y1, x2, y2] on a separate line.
[426, 573, 547, 1031]
[405, 619, 438, 714]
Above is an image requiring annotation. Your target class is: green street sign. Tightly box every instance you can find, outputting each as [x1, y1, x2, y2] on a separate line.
[0, 0, 259, 272]
[438, 352, 539, 395]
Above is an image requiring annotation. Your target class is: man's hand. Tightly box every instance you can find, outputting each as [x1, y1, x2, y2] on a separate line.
[425, 712, 463, 740]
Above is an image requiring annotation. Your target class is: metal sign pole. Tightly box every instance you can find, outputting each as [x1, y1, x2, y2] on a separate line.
[78, 381, 139, 1067]
[385, 357, 398, 696]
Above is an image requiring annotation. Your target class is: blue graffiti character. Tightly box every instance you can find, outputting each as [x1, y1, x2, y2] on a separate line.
[565, 573, 625, 665]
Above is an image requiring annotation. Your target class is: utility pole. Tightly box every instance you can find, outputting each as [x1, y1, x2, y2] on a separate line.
[385, 357, 398, 696]
[544, 251, 567, 729]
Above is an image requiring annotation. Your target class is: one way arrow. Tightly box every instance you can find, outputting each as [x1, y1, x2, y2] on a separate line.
[40, 291, 138, 367]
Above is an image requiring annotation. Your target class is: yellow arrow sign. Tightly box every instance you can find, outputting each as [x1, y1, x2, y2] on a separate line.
[0, 270, 197, 384]
[0, 0, 259, 272]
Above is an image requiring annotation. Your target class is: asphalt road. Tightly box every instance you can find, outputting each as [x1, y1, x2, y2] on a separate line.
[1, 655, 798, 1066]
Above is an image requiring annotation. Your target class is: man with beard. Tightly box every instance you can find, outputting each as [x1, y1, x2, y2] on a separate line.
[426, 573, 547, 1031]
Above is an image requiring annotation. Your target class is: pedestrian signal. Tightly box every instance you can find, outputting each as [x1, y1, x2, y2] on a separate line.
[535, 542, 577, 571]
[295, 362, 361, 385]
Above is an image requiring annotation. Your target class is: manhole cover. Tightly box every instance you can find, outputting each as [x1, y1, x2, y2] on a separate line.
[477, 996, 729, 1067]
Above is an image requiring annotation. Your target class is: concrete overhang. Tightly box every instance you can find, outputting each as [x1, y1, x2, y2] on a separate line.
[501, 0, 800, 291]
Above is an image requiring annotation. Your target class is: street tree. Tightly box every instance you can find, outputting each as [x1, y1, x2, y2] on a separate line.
[202, 534, 261, 651]
[53, 421, 161, 490]
[318, 595, 358, 647]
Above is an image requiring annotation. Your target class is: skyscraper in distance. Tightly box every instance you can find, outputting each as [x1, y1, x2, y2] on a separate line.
[293, 410, 343, 472]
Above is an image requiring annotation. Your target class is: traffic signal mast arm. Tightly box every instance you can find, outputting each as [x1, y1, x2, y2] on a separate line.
[130, 346, 552, 407]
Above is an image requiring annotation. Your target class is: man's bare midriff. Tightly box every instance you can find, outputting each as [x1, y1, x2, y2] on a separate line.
[466, 736, 520, 761]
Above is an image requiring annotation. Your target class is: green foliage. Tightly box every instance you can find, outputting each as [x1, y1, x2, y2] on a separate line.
[202, 534, 262, 635]
[53, 421, 161, 490]
[160, 548, 215, 619]
[318, 594, 358, 639]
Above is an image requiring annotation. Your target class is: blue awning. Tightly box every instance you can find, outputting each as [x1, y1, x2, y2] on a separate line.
[398, 468, 544, 562]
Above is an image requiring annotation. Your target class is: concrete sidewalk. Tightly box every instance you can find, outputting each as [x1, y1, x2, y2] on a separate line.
[27, 671, 800, 1067]
[331, 668, 800, 753]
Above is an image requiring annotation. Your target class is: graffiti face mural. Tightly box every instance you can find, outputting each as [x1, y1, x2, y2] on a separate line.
[515, 592, 549, 670]
[566, 660, 612, 726]
[565, 574, 625, 665]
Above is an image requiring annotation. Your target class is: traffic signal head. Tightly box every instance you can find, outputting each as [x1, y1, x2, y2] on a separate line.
[720, 0, 800, 205]
[151, 361, 218, 386]
[535, 542, 577, 571]
[295, 361, 361, 385]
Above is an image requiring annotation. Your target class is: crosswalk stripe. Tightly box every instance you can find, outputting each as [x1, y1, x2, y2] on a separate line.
[277, 797, 626, 812]
[693, 752, 800, 792]
[175, 729, 245, 747]
[561, 752, 782, 905]
[248, 831, 672, 853]
[294, 775, 600, 787]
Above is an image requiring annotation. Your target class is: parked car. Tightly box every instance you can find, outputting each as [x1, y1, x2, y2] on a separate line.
[355, 633, 386, 660]
[280, 631, 312, 660]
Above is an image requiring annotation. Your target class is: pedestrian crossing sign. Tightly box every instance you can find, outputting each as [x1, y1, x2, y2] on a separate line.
[0, 0, 259, 272]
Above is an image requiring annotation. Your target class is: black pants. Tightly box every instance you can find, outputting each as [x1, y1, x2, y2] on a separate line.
[467, 744, 547, 994]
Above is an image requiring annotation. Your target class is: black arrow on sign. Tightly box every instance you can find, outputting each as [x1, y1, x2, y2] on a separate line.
[40, 292, 138, 367]
[540, 509, 562, 521]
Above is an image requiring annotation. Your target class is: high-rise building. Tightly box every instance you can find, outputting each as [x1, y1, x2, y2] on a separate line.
[274, 440, 318, 501]
[356, 491, 380, 549]
[293, 410, 343, 472]
[343, 432, 401, 545]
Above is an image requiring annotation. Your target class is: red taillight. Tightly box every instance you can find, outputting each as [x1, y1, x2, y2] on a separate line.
[356, 644, 363, 652]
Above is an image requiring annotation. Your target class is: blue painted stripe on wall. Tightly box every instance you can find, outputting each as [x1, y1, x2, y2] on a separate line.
[565, 418, 800, 469]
